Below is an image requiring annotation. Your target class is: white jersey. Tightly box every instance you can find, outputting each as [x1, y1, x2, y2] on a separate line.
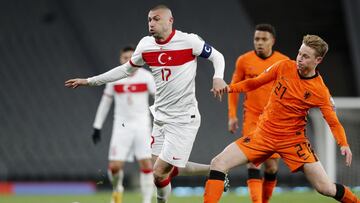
[93, 69, 155, 129]
[87, 29, 225, 166]
[88, 29, 225, 124]
[129, 30, 212, 123]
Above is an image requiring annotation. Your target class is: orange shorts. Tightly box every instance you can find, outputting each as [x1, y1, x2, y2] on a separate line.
[242, 113, 280, 159]
[235, 128, 318, 172]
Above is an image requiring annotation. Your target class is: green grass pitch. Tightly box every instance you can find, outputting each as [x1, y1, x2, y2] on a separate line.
[1, 191, 359, 203]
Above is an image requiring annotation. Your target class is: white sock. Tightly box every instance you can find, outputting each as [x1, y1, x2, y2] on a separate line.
[108, 169, 124, 193]
[140, 171, 154, 203]
[156, 183, 171, 203]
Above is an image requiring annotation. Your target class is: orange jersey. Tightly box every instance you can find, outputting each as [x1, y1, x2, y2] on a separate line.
[229, 59, 348, 147]
[228, 51, 289, 135]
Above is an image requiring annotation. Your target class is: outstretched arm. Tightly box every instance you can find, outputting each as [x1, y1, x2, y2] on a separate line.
[189, 34, 227, 101]
[65, 62, 138, 88]
[66, 37, 146, 88]
[208, 48, 227, 101]
[320, 101, 352, 166]
[91, 92, 113, 144]
[200, 44, 227, 101]
[228, 57, 245, 134]
[228, 62, 279, 93]
[93, 93, 113, 130]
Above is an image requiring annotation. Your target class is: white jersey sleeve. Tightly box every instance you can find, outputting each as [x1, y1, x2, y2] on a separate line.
[87, 62, 138, 86]
[146, 70, 156, 96]
[93, 83, 114, 129]
[187, 33, 206, 56]
[129, 37, 147, 67]
[87, 38, 151, 86]
[103, 82, 115, 96]
[187, 33, 225, 79]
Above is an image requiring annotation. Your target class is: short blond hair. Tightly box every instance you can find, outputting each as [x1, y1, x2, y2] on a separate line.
[302, 35, 329, 57]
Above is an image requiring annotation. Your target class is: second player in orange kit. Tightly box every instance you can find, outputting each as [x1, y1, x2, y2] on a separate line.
[228, 24, 289, 203]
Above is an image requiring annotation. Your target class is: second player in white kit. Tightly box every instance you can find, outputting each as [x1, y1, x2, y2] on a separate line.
[93, 68, 155, 163]
[91, 46, 155, 203]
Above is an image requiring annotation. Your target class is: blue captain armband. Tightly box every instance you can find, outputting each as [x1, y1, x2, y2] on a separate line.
[199, 43, 212, 58]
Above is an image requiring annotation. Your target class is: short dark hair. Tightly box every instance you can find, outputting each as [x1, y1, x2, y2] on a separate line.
[150, 4, 171, 11]
[120, 45, 135, 55]
[255, 24, 276, 38]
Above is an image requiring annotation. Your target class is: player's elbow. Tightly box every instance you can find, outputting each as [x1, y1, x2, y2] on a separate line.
[325, 116, 341, 128]
[218, 51, 225, 62]
[209, 48, 224, 61]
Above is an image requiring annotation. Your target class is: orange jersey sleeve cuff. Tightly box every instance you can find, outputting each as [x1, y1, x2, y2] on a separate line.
[330, 124, 349, 147]
[228, 91, 239, 119]
[228, 83, 243, 93]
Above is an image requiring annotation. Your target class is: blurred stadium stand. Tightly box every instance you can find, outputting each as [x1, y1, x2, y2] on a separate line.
[0, 0, 359, 189]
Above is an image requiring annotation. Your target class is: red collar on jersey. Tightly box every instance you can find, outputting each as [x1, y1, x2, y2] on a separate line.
[155, 29, 176, 45]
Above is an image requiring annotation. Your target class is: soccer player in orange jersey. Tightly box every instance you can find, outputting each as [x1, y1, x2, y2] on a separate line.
[228, 24, 289, 203]
[204, 35, 359, 203]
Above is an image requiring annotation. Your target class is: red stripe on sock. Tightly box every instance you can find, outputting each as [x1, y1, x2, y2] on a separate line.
[154, 178, 170, 188]
[141, 169, 153, 174]
[170, 167, 179, 178]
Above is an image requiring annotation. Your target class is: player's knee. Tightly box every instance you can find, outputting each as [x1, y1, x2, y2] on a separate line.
[139, 159, 153, 171]
[153, 170, 167, 182]
[153, 166, 168, 181]
[264, 164, 278, 174]
[108, 163, 122, 174]
[210, 156, 227, 171]
[314, 183, 336, 197]
[247, 162, 260, 169]
[264, 159, 278, 173]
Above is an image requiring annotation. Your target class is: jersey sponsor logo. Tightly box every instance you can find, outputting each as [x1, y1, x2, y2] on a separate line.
[142, 49, 195, 67]
[303, 91, 311, 100]
[114, 83, 148, 93]
[172, 156, 181, 160]
[199, 43, 212, 58]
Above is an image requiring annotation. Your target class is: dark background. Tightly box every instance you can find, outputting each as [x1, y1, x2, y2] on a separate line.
[1, 0, 359, 188]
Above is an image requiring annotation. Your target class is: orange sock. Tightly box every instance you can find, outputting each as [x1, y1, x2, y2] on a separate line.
[247, 179, 263, 203]
[204, 179, 224, 203]
[262, 179, 277, 203]
[341, 186, 359, 203]
[204, 170, 226, 203]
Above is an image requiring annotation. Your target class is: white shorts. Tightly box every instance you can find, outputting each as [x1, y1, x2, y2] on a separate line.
[151, 113, 201, 167]
[108, 121, 152, 162]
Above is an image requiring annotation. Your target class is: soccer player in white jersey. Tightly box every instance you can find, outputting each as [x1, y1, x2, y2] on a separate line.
[65, 4, 228, 203]
[91, 46, 155, 203]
